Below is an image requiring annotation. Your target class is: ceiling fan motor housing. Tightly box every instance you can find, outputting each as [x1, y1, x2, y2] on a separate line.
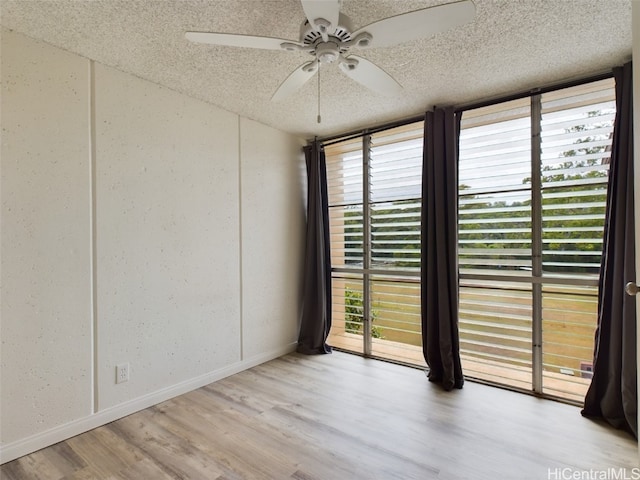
[300, 13, 354, 63]
[315, 42, 340, 63]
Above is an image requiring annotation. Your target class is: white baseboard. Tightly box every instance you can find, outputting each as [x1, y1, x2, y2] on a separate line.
[0, 343, 297, 465]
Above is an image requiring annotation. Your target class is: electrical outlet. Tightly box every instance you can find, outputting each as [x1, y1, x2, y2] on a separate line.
[116, 363, 129, 384]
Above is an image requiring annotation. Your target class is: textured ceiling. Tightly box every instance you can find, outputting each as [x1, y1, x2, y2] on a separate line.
[0, 0, 633, 139]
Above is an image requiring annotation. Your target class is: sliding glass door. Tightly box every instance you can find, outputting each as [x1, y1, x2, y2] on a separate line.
[327, 123, 425, 365]
[458, 79, 615, 402]
[325, 77, 615, 403]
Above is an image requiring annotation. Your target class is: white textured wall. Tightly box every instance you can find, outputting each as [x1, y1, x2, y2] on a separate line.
[0, 30, 93, 444]
[0, 30, 305, 460]
[94, 64, 243, 409]
[240, 118, 305, 359]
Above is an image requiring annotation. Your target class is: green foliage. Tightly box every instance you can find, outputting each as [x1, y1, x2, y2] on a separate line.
[344, 288, 383, 338]
[343, 199, 421, 270]
[339, 110, 613, 277]
[458, 110, 613, 274]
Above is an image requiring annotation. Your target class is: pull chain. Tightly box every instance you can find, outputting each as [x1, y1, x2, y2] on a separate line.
[317, 63, 321, 124]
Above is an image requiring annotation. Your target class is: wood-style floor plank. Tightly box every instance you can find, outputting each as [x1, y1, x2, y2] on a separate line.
[2, 351, 637, 479]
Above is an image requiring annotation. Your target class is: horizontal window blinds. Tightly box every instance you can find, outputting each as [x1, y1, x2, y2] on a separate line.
[370, 124, 423, 272]
[327, 138, 363, 268]
[540, 79, 615, 276]
[326, 122, 425, 366]
[458, 98, 532, 276]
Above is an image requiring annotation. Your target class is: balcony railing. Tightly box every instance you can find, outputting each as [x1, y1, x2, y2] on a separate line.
[328, 276, 596, 404]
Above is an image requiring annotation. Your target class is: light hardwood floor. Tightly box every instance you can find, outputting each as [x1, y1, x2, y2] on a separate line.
[2, 351, 638, 479]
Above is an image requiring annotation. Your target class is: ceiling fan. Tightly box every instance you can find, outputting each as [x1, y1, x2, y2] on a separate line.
[185, 0, 475, 102]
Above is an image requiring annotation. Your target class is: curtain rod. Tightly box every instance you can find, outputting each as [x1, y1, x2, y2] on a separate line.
[313, 69, 614, 147]
[319, 114, 425, 148]
[453, 70, 614, 113]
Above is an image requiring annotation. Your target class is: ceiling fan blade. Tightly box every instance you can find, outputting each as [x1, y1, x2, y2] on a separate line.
[300, 0, 341, 34]
[271, 61, 318, 102]
[351, 0, 476, 49]
[185, 31, 302, 51]
[338, 55, 403, 96]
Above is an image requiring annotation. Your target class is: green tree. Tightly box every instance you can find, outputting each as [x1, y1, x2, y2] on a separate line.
[459, 109, 613, 274]
[344, 288, 383, 338]
[341, 111, 613, 273]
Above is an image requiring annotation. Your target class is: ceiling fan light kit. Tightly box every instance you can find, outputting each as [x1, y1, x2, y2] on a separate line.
[186, 0, 476, 103]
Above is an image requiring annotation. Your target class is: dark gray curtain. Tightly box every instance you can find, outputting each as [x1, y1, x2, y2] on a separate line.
[421, 107, 464, 390]
[297, 142, 333, 355]
[582, 62, 636, 437]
